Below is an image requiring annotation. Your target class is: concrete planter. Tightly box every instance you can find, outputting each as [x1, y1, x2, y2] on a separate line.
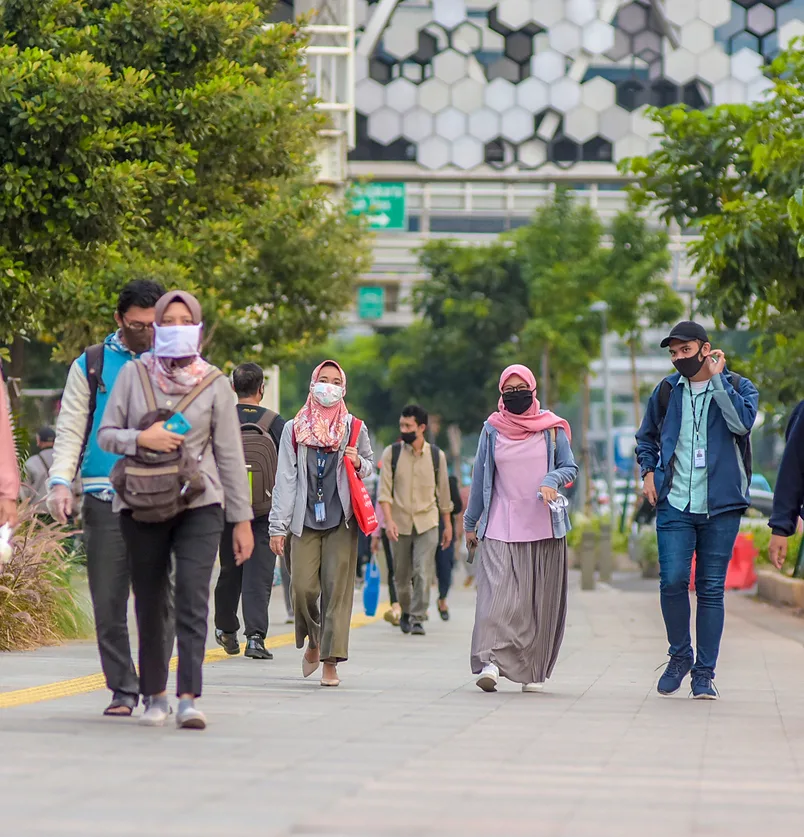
[756, 568, 804, 610]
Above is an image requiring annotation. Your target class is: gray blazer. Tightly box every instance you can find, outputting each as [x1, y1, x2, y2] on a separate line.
[463, 422, 578, 541]
[269, 416, 374, 538]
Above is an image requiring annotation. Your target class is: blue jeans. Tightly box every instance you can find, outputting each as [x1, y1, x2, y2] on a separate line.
[656, 502, 742, 676]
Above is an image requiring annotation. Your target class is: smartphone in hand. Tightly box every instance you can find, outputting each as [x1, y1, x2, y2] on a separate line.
[164, 412, 192, 435]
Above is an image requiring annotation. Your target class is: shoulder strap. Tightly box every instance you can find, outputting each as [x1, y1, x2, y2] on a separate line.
[175, 369, 224, 413]
[134, 360, 158, 414]
[729, 372, 742, 391]
[658, 377, 673, 418]
[549, 428, 556, 446]
[76, 343, 106, 475]
[430, 443, 440, 479]
[348, 417, 363, 448]
[391, 442, 402, 482]
[255, 409, 278, 433]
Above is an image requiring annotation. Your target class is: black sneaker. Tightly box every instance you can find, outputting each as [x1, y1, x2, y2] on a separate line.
[400, 613, 412, 634]
[244, 635, 273, 660]
[215, 629, 240, 656]
[657, 654, 692, 696]
[691, 672, 718, 700]
[411, 622, 426, 636]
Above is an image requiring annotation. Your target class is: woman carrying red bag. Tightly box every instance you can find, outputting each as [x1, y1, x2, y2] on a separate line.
[269, 361, 375, 688]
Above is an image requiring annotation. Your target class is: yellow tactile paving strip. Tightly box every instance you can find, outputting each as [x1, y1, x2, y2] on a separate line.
[0, 603, 388, 709]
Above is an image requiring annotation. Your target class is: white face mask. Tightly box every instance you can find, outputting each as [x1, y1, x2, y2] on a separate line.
[153, 324, 202, 358]
[312, 382, 344, 408]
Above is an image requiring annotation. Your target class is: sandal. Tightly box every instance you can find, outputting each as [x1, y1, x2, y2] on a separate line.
[103, 693, 137, 717]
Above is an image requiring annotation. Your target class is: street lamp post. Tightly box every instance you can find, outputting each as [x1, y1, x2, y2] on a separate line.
[591, 301, 616, 530]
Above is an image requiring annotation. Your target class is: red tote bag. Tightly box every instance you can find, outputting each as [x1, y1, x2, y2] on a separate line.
[344, 418, 378, 535]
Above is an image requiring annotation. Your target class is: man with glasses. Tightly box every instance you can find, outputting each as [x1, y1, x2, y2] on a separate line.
[47, 279, 168, 717]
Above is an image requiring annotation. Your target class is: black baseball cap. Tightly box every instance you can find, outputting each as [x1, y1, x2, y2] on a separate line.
[660, 321, 709, 349]
[37, 427, 56, 443]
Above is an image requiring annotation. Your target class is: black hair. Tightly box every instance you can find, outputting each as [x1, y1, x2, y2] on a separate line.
[37, 426, 56, 444]
[232, 362, 264, 398]
[117, 279, 166, 315]
[401, 404, 428, 427]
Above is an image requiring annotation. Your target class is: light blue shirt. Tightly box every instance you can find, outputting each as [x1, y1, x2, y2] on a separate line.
[669, 378, 713, 515]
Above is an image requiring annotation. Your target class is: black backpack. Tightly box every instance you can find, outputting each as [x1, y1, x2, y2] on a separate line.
[241, 410, 280, 517]
[657, 373, 752, 483]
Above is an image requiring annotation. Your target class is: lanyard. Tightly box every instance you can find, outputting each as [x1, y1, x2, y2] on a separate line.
[316, 451, 328, 501]
[690, 383, 711, 443]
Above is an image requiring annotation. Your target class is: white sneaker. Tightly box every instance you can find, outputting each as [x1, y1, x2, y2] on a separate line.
[476, 663, 499, 692]
[139, 702, 169, 727]
[176, 705, 207, 730]
[522, 682, 545, 693]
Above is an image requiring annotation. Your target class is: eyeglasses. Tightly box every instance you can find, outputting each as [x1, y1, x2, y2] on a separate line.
[122, 319, 154, 333]
[502, 384, 531, 393]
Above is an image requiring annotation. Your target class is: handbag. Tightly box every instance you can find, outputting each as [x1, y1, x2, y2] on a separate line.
[363, 556, 381, 616]
[344, 418, 379, 535]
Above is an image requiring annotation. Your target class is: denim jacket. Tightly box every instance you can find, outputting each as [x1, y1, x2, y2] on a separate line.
[463, 422, 578, 541]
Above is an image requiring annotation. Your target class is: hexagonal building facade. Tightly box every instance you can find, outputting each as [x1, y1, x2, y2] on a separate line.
[342, 0, 804, 171]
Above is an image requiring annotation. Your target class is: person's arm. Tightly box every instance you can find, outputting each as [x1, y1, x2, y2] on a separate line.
[541, 429, 579, 490]
[96, 363, 142, 456]
[635, 383, 663, 474]
[436, 450, 453, 517]
[355, 421, 374, 479]
[450, 476, 463, 516]
[20, 456, 39, 502]
[376, 445, 397, 540]
[47, 360, 90, 489]
[463, 430, 488, 536]
[211, 379, 254, 524]
[710, 372, 758, 435]
[268, 422, 298, 538]
[0, 372, 20, 524]
[769, 406, 804, 538]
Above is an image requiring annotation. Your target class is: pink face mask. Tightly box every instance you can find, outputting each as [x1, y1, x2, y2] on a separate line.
[312, 382, 344, 408]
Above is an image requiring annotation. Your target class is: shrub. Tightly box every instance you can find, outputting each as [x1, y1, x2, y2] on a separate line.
[0, 502, 92, 651]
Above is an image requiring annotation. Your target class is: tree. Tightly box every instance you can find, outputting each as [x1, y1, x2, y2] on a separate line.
[0, 1, 367, 392]
[601, 209, 681, 448]
[623, 44, 804, 411]
[512, 190, 606, 406]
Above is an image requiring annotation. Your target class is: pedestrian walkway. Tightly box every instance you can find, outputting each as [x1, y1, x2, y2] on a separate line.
[2, 576, 804, 836]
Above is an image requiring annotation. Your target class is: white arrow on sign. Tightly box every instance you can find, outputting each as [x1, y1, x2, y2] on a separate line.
[368, 212, 391, 227]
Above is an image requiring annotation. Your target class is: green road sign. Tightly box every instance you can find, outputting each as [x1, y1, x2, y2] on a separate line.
[350, 182, 406, 230]
[357, 286, 385, 320]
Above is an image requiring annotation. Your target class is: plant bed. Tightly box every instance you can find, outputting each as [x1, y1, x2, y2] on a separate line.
[756, 569, 804, 611]
[0, 504, 93, 652]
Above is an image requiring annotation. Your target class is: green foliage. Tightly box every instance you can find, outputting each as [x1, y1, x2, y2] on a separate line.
[0, 0, 367, 369]
[623, 44, 804, 411]
[0, 502, 92, 651]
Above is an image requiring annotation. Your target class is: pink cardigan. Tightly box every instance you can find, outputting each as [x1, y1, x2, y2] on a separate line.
[0, 372, 20, 502]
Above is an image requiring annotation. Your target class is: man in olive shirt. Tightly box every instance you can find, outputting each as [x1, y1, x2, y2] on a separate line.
[378, 404, 452, 636]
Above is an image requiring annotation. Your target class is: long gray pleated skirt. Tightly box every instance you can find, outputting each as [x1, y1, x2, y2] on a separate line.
[471, 537, 568, 684]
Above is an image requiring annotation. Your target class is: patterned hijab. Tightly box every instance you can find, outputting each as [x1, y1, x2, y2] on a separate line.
[140, 290, 214, 395]
[293, 360, 348, 450]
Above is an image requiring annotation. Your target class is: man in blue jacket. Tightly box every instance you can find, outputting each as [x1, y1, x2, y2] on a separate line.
[636, 321, 758, 700]
[47, 279, 167, 717]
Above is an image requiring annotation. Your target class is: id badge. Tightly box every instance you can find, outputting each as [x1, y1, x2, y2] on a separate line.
[694, 448, 706, 469]
[314, 502, 327, 523]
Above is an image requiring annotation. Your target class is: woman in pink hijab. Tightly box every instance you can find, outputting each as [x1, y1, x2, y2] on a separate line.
[269, 361, 374, 688]
[464, 364, 578, 694]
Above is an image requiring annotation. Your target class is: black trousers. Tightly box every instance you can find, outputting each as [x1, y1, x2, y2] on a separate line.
[83, 495, 140, 699]
[121, 505, 224, 698]
[381, 530, 398, 605]
[214, 516, 275, 639]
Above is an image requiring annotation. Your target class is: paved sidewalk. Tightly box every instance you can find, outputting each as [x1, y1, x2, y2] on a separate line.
[2, 576, 804, 836]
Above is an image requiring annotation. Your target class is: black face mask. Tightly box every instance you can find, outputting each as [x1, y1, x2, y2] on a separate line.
[673, 353, 706, 379]
[502, 390, 534, 415]
[121, 324, 153, 356]
[400, 431, 418, 445]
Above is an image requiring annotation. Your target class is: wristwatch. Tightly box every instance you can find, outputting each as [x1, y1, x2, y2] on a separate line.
[640, 467, 654, 479]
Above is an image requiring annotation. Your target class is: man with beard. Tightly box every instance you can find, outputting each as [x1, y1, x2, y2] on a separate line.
[636, 322, 758, 700]
[47, 280, 169, 717]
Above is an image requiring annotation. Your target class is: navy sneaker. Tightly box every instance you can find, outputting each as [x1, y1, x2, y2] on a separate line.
[657, 655, 693, 696]
[691, 672, 719, 700]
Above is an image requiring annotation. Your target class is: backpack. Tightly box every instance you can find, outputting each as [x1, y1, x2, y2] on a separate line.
[110, 361, 223, 523]
[240, 409, 280, 517]
[657, 373, 752, 483]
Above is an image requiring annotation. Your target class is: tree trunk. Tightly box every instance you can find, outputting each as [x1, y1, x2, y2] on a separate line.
[540, 344, 550, 406]
[582, 371, 592, 515]
[7, 335, 24, 417]
[629, 337, 642, 487]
